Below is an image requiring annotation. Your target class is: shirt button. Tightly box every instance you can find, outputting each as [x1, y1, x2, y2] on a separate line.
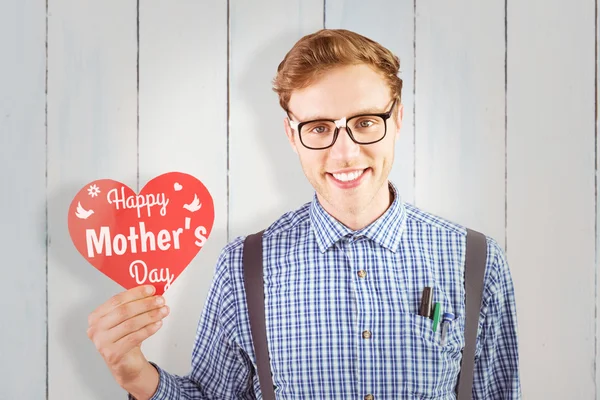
[357, 270, 367, 278]
[364, 395, 374, 400]
[362, 330, 372, 339]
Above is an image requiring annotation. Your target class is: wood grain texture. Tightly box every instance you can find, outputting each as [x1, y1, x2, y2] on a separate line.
[228, 0, 323, 239]
[325, 0, 415, 205]
[0, 0, 47, 398]
[414, 0, 506, 247]
[507, 0, 596, 397]
[138, 0, 228, 376]
[47, 1, 138, 398]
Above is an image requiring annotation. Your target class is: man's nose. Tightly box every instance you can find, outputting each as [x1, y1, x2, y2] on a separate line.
[329, 126, 361, 160]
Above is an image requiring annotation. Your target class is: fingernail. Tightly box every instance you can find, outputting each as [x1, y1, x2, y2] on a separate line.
[160, 306, 169, 314]
[156, 296, 164, 305]
[145, 286, 155, 295]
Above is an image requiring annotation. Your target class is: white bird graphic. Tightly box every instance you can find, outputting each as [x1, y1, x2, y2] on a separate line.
[75, 201, 94, 219]
[183, 193, 202, 212]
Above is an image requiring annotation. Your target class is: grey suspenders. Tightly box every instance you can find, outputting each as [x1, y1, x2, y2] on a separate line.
[242, 230, 275, 399]
[242, 228, 488, 400]
[456, 228, 488, 399]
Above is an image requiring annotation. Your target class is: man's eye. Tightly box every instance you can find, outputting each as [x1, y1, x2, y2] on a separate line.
[306, 124, 331, 134]
[352, 118, 380, 130]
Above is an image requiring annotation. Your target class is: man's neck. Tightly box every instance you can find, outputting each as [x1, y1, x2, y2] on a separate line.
[319, 182, 394, 231]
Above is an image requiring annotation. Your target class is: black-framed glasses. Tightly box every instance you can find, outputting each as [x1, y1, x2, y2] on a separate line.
[287, 98, 397, 150]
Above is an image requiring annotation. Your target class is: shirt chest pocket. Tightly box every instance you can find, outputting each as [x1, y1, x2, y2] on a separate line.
[397, 311, 465, 398]
[406, 311, 464, 352]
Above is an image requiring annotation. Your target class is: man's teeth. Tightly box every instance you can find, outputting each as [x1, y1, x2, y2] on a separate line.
[332, 169, 364, 182]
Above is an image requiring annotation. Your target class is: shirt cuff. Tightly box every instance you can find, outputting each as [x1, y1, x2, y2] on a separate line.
[127, 362, 181, 400]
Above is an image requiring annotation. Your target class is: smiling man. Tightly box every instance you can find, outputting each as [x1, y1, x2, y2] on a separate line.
[86, 28, 522, 400]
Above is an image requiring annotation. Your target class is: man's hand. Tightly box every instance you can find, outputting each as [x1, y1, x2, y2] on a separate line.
[87, 285, 170, 398]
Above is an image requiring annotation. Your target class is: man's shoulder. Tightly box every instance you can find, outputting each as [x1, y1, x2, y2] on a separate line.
[403, 202, 506, 268]
[214, 200, 313, 264]
[403, 201, 466, 238]
[261, 200, 313, 239]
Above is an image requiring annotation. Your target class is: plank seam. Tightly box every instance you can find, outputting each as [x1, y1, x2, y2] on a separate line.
[45, 0, 49, 397]
[504, 0, 508, 254]
[137, 0, 140, 192]
[595, 0, 598, 396]
[226, 0, 231, 243]
[412, 0, 416, 205]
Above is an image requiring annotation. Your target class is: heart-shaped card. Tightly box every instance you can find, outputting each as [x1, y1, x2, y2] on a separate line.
[68, 172, 214, 295]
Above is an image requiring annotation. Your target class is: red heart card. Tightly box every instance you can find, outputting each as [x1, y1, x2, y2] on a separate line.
[68, 172, 214, 295]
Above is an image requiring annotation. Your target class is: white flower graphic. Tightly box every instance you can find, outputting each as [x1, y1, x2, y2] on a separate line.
[87, 184, 101, 198]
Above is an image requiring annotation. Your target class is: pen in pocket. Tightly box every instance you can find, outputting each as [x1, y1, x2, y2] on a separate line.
[419, 286, 433, 317]
[440, 312, 455, 345]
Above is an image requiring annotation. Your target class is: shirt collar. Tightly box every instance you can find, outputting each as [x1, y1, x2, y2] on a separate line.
[309, 181, 406, 253]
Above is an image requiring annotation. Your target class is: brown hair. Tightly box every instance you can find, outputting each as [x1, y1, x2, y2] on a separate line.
[272, 28, 403, 114]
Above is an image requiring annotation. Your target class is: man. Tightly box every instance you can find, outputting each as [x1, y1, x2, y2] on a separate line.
[87, 28, 521, 399]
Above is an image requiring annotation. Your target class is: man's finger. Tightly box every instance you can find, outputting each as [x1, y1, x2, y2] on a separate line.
[99, 295, 165, 332]
[88, 285, 156, 326]
[112, 320, 164, 356]
[107, 304, 170, 343]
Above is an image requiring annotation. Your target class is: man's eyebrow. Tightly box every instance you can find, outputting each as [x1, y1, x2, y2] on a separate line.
[348, 106, 388, 115]
[289, 106, 386, 122]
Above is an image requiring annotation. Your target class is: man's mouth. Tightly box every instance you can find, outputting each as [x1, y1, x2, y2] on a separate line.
[328, 168, 369, 183]
[332, 169, 364, 182]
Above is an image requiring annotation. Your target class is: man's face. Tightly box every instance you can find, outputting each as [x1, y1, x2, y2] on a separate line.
[284, 63, 403, 217]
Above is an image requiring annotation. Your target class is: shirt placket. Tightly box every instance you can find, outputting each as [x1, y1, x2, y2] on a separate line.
[348, 237, 377, 400]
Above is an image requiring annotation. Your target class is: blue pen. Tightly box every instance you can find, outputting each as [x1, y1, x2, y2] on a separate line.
[440, 312, 454, 345]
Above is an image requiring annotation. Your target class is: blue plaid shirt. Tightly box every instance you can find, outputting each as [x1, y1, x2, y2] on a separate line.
[133, 181, 521, 399]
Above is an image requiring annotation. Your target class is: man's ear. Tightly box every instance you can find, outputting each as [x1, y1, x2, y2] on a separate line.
[284, 117, 299, 154]
[394, 103, 404, 139]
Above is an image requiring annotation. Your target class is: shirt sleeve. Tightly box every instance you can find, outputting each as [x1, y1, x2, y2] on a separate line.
[128, 245, 256, 400]
[471, 238, 522, 399]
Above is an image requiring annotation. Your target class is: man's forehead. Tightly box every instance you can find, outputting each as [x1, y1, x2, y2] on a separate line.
[288, 94, 392, 121]
[286, 64, 391, 120]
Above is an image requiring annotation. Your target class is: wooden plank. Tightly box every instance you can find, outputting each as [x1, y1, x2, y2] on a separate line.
[47, 1, 138, 398]
[507, 0, 596, 397]
[137, 0, 228, 376]
[228, 0, 323, 239]
[0, 0, 47, 398]
[414, 0, 506, 247]
[325, 0, 415, 205]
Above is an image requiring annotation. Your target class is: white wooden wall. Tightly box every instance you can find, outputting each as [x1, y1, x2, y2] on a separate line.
[1, 0, 596, 398]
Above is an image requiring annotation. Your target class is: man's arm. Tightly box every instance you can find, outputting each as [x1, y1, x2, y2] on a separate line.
[128, 246, 256, 400]
[471, 238, 522, 399]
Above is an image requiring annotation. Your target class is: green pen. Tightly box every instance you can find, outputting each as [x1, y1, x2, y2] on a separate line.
[431, 303, 441, 332]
